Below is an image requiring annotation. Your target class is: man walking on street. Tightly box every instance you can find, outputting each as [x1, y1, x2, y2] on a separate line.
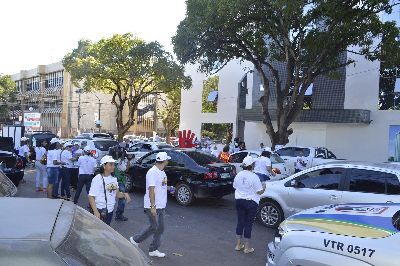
[130, 152, 171, 258]
[73, 146, 97, 204]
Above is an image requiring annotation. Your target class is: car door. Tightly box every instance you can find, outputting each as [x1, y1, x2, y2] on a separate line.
[132, 152, 157, 188]
[164, 151, 189, 186]
[276, 147, 296, 170]
[285, 167, 346, 214]
[341, 168, 400, 204]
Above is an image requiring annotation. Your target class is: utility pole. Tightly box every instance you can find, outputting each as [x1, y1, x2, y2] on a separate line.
[93, 93, 102, 132]
[76, 89, 83, 133]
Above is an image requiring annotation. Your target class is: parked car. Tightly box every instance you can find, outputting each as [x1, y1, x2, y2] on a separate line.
[75, 132, 112, 140]
[127, 149, 236, 206]
[229, 150, 292, 180]
[0, 198, 149, 265]
[26, 132, 57, 161]
[267, 203, 400, 266]
[69, 138, 119, 163]
[258, 161, 400, 228]
[275, 146, 342, 174]
[0, 137, 24, 186]
[128, 142, 174, 161]
[0, 170, 17, 197]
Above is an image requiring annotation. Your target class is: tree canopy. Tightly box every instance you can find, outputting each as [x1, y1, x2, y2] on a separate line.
[158, 88, 182, 142]
[63, 33, 191, 139]
[0, 74, 16, 121]
[173, 0, 400, 148]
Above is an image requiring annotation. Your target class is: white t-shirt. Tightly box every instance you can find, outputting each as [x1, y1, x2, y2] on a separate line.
[211, 149, 220, 158]
[61, 150, 74, 168]
[254, 157, 272, 176]
[47, 149, 61, 168]
[18, 145, 30, 157]
[88, 174, 118, 212]
[77, 155, 97, 175]
[35, 147, 46, 161]
[233, 170, 264, 204]
[144, 165, 168, 209]
[295, 156, 308, 170]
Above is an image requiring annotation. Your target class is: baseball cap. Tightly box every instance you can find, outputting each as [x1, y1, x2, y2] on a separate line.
[242, 156, 256, 167]
[156, 152, 171, 162]
[100, 155, 116, 165]
[50, 138, 60, 144]
[83, 146, 91, 152]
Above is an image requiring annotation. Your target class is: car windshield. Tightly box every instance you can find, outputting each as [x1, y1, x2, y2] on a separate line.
[0, 171, 17, 197]
[184, 150, 222, 166]
[55, 207, 148, 266]
[94, 140, 118, 151]
[270, 153, 285, 164]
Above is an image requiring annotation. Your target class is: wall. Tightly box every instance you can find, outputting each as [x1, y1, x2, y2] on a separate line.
[180, 60, 252, 138]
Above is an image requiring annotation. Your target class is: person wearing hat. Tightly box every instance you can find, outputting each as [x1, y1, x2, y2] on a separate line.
[46, 138, 64, 199]
[130, 151, 171, 258]
[60, 143, 76, 200]
[18, 137, 31, 169]
[73, 146, 98, 205]
[233, 156, 266, 254]
[88, 156, 131, 225]
[34, 140, 48, 192]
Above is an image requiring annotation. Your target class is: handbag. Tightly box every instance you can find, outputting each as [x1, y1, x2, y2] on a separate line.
[97, 175, 109, 222]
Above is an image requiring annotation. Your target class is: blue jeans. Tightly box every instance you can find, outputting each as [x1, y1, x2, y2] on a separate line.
[133, 209, 165, 252]
[73, 174, 93, 204]
[60, 168, 71, 198]
[235, 199, 258, 239]
[47, 167, 59, 185]
[255, 172, 270, 182]
[116, 182, 126, 218]
[104, 211, 114, 225]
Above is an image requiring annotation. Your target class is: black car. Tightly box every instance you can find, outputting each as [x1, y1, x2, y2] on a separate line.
[0, 137, 24, 186]
[127, 149, 237, 206]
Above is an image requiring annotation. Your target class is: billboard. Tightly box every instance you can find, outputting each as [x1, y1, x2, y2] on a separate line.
[24, 113, 41, 131]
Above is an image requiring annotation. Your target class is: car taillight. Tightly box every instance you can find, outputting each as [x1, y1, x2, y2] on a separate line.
[272, 168, 281, 174]
[204, 171, 218, 180]
[16, 159, 23, 169]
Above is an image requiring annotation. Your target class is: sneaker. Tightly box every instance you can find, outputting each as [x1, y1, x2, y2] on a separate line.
[149, 250, 166, 258]
[129, 237, 138, 246]
[115, 215, 128, 221]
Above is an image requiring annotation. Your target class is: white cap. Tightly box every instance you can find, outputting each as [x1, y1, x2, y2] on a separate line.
[156, 152, 171, 162]
[83, 146, 91, 152]
[100, 155, 116, 165]
[50, 138, 60, 144]
[242, 156, 256, 167]
[20, 137, 28, 141]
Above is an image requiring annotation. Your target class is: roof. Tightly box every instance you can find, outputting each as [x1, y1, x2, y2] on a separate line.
[323, 161, 400, 172]
[0, 198, 63, 240]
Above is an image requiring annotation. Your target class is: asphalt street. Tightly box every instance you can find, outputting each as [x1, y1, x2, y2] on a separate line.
[17, 168, 275, 266]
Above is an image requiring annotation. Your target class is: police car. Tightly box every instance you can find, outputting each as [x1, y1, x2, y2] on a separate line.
[267, 203, 400, 266]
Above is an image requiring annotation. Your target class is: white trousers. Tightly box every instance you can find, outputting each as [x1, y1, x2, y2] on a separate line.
[35, 161, 48, 188]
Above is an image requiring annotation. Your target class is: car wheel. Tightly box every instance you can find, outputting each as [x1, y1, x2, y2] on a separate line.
[125, 175, 134, 193]
[175, 183, 194, 206]
[258, 200, 283, 228]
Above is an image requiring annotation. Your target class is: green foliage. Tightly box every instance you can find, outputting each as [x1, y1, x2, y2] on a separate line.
[201, 123, 232, 143]
[63, 33, 191, 139]
[173, 0, 400, 147]
[158, 88, 182, 141]
[202, 75, 219, 113]
[0, 74, 16, 121]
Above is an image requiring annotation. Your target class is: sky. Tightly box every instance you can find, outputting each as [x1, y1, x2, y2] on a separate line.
[0, 0, 186, 75]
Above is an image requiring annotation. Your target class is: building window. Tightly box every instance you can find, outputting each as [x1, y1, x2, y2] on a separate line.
[303, 83, 313, 109]
[45, 70, 64, 88]
[202, 76, 219, 113]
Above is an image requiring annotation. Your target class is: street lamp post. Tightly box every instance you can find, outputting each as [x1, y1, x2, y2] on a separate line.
[93, 93, 102, 132]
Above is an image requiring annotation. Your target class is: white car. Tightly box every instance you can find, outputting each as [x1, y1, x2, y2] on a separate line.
[267, 203, 400, 266]
[229, 150, 292, 180]
[258, 162, 400, 228]
[275, 146, 341, 174]
[68, 138, 118, 163]
[75, 132, 112, 139]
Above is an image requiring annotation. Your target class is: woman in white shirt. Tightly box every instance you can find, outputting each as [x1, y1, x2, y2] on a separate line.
[233, 156, 266, 254]
[34, 140, 48, 192]
[88, 156, 130, 225]
[46, 139, 64, 199]
[254, 151, 275, 182]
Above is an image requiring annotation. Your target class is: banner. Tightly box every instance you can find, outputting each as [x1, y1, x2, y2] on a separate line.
[24, 113, 41, 131]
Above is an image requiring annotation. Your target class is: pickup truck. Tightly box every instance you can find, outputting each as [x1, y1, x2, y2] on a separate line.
[275, 146, 341, 174]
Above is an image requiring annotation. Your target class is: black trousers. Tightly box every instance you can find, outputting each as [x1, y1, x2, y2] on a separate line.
[73, 174, 93, 204]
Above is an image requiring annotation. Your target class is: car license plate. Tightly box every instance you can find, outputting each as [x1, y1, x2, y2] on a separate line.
[221, 173, 230, 179]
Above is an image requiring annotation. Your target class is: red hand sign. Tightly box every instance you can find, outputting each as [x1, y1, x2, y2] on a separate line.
[178, 130, 196, 148]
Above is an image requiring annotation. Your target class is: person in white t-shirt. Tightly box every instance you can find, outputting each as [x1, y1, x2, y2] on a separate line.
[34, 140, 48, 192]
[295, 151, 308, 173]
[254, 151, 275, 182]
[211, 145, 220, 158]
[88, 156, 130, 225]
[73, 146, 98, 204]
[130, 151, 171, 258]
[233, 156, 266, 254]
[18, 137, 31, 168]
[60, 144, 76, 200]
[46, 139, 64, 199]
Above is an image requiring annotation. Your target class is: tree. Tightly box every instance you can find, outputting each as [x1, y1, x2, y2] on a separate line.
[202, 75, 219, 113]
[0, 74, 16, 122]
[173, 0, 400, 148]
[158, 89, 182, 143]
[63, 33, 191, 139]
